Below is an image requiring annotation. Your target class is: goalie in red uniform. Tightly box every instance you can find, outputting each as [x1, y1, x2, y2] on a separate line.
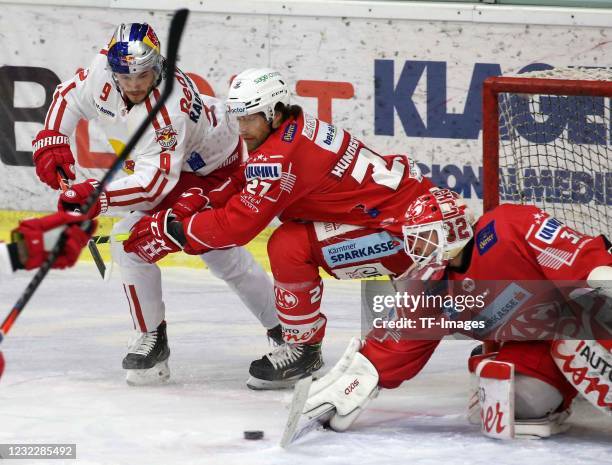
[123, 67, 435, 389]
[299, 188, 611, 438]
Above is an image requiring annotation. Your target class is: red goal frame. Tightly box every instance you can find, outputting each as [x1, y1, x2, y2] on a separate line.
[480, 74, 612, 354]
[482, 74, 612, 213]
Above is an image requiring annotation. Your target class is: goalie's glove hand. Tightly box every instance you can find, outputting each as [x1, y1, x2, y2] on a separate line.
[124, 209, 186, 264]
[32, 129, 75, 190]
[171, 187, 211, 220]
[58, 179, 107, 220]
[11, 211, 97, 270]
[304, 338, 380, 432]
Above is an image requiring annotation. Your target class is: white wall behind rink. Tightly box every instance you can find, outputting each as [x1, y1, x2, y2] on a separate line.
[0, 1, 610, 212]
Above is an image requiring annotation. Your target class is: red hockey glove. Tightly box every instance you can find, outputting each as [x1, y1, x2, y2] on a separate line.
[32, 129, 75, 190]
[58, 179, 108, 219]
[123, 210, 185, 264]
[12, 211, 97, 270]
[171, 187, 211, 220]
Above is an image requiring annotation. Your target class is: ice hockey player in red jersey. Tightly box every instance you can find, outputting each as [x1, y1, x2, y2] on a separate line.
[0, 211, 95, 277]
[123, 67, 435, 389]
[299, 187, 611, 438]
[31, 23, 280, 385]
[0, 211, 97, 380]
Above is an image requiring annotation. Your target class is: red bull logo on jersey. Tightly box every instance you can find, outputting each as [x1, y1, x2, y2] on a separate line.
[245, 163, 282, 180]
[155, 125, 178, 150]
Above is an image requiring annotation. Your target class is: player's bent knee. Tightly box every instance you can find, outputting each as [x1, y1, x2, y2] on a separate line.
[201, 247, 253, 280]
[268, 222, 311, 265]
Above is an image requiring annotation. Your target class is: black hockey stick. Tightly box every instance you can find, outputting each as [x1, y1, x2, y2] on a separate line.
[0, 8, 189, 344]
[91, 233, 128, 245]
[57, 168, 107, 278]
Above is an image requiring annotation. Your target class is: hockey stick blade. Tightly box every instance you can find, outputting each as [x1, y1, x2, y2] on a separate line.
[0, 8, 190, 342]
[280, 376, 335, 448]
[87, 240, 107, 277]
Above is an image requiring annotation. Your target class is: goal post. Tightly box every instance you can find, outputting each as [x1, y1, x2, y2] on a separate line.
[482, 68, 612, 238]
[481, 68, 612, 353]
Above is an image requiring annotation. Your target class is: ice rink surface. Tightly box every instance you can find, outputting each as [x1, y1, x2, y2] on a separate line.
[0, 264, 610, 465]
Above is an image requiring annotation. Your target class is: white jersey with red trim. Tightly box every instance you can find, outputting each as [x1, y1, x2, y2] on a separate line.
[43, 51, 240, 212]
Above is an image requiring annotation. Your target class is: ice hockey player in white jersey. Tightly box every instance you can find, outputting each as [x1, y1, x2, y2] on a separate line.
[31, 23, 280, 385]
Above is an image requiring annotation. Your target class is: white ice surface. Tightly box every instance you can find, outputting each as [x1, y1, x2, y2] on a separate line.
[0, 264, 610, 465]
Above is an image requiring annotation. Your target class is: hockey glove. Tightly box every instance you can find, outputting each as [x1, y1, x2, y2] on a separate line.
[32, 129, 75, 190]
[58, 179, 108, 219]
[304, 338, 380, 431]
[12, 211, 97, 270]
[123, 209, 185, 264]
[171, 187, 211, 220]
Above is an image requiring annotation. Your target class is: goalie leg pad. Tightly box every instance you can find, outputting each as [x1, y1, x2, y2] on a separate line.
[474, 359, 570, 439]
[468, 351, 499, 425]
[551, 339, 612, 416]
[304, 338, 380, 432]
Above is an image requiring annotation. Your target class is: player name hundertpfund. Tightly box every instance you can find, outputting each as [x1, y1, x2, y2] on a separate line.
[371, 292, 486, 313]
[372, 317, 485, 331]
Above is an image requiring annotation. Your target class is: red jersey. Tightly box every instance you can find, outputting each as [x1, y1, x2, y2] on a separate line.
[362, 204, 612, 386]
[183, 112, 433, 249]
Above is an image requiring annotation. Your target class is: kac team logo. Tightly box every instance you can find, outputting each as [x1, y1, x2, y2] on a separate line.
[275, 287, 299, 310]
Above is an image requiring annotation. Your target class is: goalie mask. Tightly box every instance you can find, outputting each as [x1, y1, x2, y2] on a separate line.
[107, 23, 163, 81]
[226, 68, 290, 123]
[402, 188, 474, 268]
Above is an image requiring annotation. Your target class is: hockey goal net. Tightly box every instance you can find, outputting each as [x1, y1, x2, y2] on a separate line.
[483, 68, 612, 238]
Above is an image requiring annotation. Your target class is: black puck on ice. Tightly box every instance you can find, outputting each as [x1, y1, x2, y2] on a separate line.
[243, 430, 264, 440]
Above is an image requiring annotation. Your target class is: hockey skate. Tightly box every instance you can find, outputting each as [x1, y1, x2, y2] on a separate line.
[247, 342, 323, 390]
[123, 321, 171, 386]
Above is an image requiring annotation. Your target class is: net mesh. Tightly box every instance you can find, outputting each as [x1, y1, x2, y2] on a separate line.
[496, 67, 611, 237]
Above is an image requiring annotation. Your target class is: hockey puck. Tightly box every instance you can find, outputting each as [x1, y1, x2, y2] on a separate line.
[243, 430, 264, 440]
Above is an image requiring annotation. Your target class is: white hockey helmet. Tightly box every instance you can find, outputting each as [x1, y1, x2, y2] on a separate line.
[226, 68, 290, 123]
